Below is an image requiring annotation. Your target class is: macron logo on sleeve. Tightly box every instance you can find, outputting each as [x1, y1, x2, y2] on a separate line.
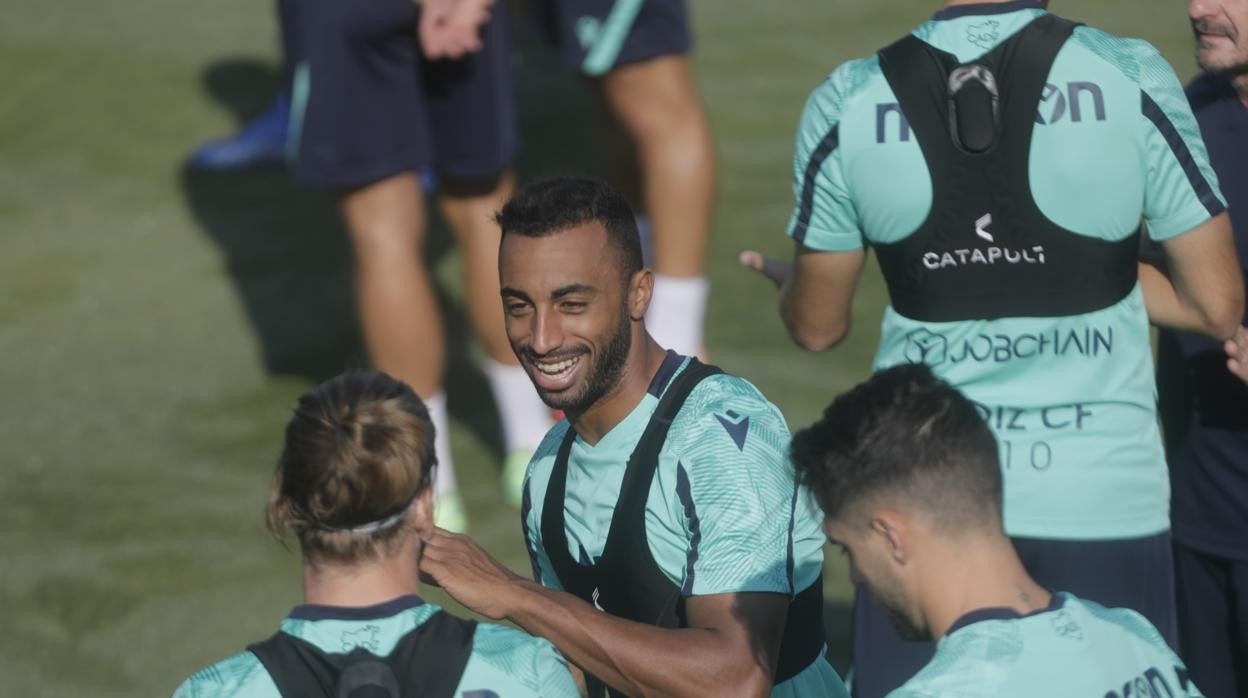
[714, 411, 750, 451]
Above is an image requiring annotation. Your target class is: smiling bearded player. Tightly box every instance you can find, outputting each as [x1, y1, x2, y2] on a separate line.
[418, 176, 847, 698]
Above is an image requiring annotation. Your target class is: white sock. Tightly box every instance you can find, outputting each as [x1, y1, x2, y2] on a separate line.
[425, 391, 458, 499]
[636, 215, 654, 267]
[485, 358, 552, 455]
[646, 274, 709, 356]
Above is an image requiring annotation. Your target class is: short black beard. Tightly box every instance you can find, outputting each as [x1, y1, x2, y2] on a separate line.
[531, 305, 633, 416]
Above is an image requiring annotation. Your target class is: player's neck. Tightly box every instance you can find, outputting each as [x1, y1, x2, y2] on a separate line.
[568, 333, 668, 445]
[919, 534, 1051, 640]
[301, 546, 421, 608]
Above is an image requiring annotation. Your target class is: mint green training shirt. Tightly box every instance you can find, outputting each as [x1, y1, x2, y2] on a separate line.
[786, 3, 1226, 540]
[890, 592, 1203, 697]
[522, 352, 848, 697]
[170, 596, 578, 698]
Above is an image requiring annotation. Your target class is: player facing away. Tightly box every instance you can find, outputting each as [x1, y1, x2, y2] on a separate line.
[281, 0, 552, 529]
[170, 371, 578, 698]
[743, 0, 1244, 694]
[790, 364, 1204, 698]
[418, 177, 847, 698]
[535, 0, 716, 358]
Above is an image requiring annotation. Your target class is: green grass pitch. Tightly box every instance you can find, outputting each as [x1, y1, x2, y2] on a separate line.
[0, 1, 1200, 694]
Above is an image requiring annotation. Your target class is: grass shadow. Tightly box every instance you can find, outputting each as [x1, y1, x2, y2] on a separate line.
[179, 58, 362, 383]
[178, 31, 608, 465]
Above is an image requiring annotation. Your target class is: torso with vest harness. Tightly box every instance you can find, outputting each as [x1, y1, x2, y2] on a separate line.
[522, 352, 844, 697]
[785, 3, 1225, 541]
[170, 596, 579, 698]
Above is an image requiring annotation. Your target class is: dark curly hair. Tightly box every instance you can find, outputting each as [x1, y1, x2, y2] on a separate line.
[790, 364, 1003, 530]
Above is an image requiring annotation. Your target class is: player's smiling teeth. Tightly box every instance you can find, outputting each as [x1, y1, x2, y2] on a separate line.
[536, 356, 580, 377]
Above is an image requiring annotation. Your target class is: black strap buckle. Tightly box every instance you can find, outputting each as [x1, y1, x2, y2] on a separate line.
[947, 64, 1000, 153]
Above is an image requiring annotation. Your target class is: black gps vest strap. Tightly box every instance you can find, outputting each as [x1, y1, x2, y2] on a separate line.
[541, 358, 827, 696]
[873, 14, 1139, 321]
[775, 575, 827, 682]
[541, 359, 722, 624]
[542, 359, 721, 698]
[248, 610, 476, 698]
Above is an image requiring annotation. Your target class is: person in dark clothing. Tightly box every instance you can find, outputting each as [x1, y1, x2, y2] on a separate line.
[1158, 2, 1248, 695]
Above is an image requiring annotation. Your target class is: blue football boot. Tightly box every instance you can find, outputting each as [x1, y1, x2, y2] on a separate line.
[189, 95, 290, 171]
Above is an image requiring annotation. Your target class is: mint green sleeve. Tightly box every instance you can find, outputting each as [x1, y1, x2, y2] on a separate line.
[532, 640, 581, 698]
[676, 378, 806, 596]
[786, 65, 864, 252]
[461, 625, 581, 698]
[1104, 608, 1206, 697]
[171, 653, 278, 698]
[1135, 40, 1226, 241]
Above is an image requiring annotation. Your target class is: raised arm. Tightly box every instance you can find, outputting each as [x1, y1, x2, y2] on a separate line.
[739, 244, 866, 351]
[1135, 44, 1244, 339]
[742, 65, 870, 351]
[781, 244, 866, 351]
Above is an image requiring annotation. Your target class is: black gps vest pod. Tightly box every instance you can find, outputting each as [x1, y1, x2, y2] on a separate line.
[247, 611, 476, 698]
[874, 14, 1139, 322]
[540, 359, 827, 698]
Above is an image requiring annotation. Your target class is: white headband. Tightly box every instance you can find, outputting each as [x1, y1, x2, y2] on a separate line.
[299, 495, 417, 535]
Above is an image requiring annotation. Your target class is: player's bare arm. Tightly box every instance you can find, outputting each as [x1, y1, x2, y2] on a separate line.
[1140, 212, 1244, 339]
[420, 529, 784, 698]
[741, 243, 866, 351]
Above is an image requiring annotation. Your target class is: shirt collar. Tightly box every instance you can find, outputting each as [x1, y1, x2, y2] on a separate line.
[571, 350, 687, 451]
[288, 594, 425, 621]
[945, 590, 1066, 637]
[932, 0, 1046, 21]
[646, 350, 687, 397]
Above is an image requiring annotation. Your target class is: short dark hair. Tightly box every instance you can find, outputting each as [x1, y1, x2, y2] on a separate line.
[266, 371, 436, 566]
[496, 176, 643, 278]
[790, 364, 1003, 530]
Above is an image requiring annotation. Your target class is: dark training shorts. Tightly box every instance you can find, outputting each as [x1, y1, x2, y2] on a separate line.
[849, 532, 1177, 698]
[535, 0, 691, 76]
[1173, 543, 1248, 698]
[282, 0, 516, 188]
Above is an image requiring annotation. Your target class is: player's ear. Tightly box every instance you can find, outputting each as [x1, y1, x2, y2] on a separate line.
[411, 488, 435, 538]
[629, 267, 654, 321]
[871, 511, 909, 565]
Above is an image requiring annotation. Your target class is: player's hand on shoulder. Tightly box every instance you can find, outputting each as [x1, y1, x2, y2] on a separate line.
[1226, 325, 1248, 385]
[739, 250, 792, 289]
[418, 527, 523, 620]
[418, 0, 494, 60]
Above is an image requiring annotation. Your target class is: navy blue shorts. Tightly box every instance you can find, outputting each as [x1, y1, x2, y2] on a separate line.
[535, 0, 692, 76]
[283, 0, 516, 188]
[850, 532, 1177, 698]
[1174, 542, 1248, 698]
